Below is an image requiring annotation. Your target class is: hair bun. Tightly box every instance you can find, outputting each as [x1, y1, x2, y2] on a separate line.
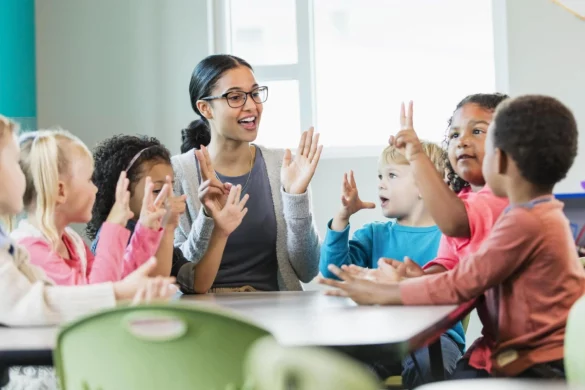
[181, 119, 211, 153]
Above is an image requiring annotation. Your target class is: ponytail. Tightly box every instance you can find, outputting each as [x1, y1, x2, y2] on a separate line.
[19, 129, 92, 250]
[29, 133, 62, 248]
[181, 119, 211, 153]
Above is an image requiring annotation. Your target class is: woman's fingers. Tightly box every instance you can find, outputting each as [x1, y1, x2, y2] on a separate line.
[307, 131, 319, 161]
[302, 127, 314, 157]
[238, 193, 250, 210]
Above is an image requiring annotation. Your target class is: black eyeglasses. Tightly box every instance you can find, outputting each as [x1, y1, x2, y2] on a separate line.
[201, 86, 268, 108]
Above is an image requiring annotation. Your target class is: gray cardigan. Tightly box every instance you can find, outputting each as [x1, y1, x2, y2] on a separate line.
[171, 146, 321, 291]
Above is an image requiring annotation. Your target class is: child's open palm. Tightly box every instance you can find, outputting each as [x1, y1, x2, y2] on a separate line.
[379, 257, 425, 279]
[205, 184, 249, 237]
[341, 263, 400, 284]
[139, 177, 170, 230]
[389, 101, 424, 162]
[339, 170, 375, 220]
[106, 172, 135, 227]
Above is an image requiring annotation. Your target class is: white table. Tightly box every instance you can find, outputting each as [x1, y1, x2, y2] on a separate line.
[0, 292, 462, 372]
[181, 292, 458, 350]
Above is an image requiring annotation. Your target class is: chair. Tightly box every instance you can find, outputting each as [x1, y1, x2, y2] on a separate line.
[566, 294, 585, 385]
[54, 303, 272, 390]
[243, 336, 380, 390]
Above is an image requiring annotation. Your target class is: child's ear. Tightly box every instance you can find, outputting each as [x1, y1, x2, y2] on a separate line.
[196, 101, 213, 121]
[56, 180, 67, 205]
[495, 147, 508, 175]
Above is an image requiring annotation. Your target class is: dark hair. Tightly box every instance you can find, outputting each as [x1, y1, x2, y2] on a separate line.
[444, 93, 510, 193]
[86, 135, 171, 240]
[492, 95, 577, 190]
[185, 54, 253, 149]
[181, 119, 210, 153]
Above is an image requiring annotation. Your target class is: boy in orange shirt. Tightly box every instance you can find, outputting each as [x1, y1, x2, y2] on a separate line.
[321, 95, 585, 379]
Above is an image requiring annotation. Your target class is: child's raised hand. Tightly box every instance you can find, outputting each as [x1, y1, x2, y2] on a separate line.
[139, 176, 170, 230]
[106, 171, 135, 227]
[338, 170, 375, 220]
[389, 101, 424, 162]
[205, 184, 249, 237]
[195, 145, 231, 216]
[161, 175, 186, 228]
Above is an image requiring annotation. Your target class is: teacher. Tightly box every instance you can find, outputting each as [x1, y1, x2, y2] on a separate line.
[172, 54, 322, 293]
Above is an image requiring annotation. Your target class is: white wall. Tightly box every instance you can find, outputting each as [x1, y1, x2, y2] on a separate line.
[311, 0, 585, 236]
[35, 0, 211, 153]
[501, 0, 585, 195]
[35, 0, 585, 239]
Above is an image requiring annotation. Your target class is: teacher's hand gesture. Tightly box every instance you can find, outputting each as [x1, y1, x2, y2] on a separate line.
[281, 127, 323, 195]
[195, 145, 232, 216]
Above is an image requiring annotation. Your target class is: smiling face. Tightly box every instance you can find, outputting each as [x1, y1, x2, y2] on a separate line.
[197, 66, 264, 143]
[447, 103, 494, 187]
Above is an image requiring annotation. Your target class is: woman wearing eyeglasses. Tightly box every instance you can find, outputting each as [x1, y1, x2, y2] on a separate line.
[173, 54, 322, 293]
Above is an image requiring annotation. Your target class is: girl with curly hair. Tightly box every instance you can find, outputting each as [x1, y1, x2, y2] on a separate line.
[87, 135, 248, 293]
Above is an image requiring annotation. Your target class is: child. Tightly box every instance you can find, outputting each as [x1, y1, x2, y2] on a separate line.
[87, 135, 191, 287]
[358, 94, 510, 281]
[319, 142, 464, 387]
[10, 130, 167, 286]
[321, 95, 585, 380]
[320, 142, 447, 274]
[88, 135, 250, 294]
[0, 116, 176, 388]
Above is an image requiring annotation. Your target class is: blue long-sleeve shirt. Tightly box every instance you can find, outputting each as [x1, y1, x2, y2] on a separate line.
[320, 220, 465, 350]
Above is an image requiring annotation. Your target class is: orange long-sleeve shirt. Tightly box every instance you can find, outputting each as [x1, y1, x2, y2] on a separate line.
[400, 196, 585, 375]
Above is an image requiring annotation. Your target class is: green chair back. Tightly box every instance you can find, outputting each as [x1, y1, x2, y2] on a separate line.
[243, 336, 380, 390]
[566, 294, 585, 385]
[54, 303, 272, 390]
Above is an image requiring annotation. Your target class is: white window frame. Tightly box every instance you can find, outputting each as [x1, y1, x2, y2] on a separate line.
[208, 0, 501, 159]
[209, 0, 359, 158]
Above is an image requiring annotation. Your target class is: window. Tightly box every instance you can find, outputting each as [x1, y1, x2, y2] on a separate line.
[216, 0, 495, 155]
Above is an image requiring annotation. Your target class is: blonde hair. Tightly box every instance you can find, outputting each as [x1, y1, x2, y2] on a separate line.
[381, 141, 445, 174]
[19, 129, 92, 249]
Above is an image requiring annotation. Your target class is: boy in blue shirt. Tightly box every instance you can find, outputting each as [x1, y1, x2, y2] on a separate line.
[319, 142, 464, 388]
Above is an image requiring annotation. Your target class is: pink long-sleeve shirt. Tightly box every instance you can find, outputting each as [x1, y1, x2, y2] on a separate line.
[11, 221, 163, 285]
[400, 197, 585, 376]
[423, 186, 509, 271]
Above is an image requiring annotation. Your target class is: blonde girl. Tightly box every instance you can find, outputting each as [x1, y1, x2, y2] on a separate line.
[10, 129, 169, 285]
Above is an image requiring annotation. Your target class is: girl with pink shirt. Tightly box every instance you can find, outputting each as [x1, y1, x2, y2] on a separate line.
[407, 93, 511, 275]
[10, 130, 169, 286]
[348, 93, 511, 281]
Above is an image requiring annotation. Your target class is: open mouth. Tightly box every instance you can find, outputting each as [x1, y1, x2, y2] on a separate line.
[238, 116, 257, 130]
[457, 154, 475, 161]
[379, 196, 389, 206]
